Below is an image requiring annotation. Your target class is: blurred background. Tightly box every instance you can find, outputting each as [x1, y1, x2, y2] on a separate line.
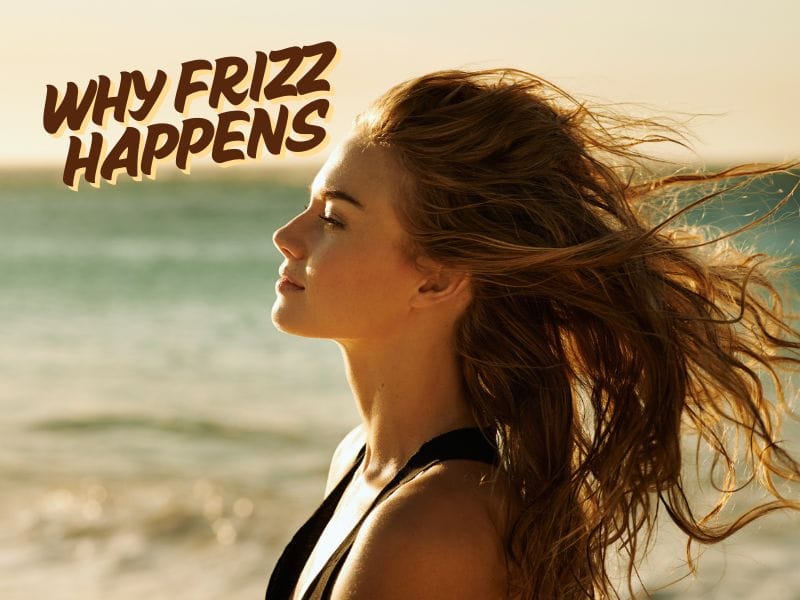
[1, 1, 798, 598]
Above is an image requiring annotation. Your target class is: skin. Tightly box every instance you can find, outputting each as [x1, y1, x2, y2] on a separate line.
[272, 129, 511, 598]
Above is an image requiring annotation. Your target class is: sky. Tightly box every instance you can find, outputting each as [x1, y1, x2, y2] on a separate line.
[3, 0, 799, 178]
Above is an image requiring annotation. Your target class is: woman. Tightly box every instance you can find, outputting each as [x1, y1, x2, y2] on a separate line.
[265, 68, 800, 599]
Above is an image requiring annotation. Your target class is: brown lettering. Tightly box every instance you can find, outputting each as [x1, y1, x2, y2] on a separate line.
[92, 73, 134, 127]
[249, 51, 268, 103]
[43, 80, 98, 134]
[174, 59, 212, 114]
[100, 127, 141, 182]
[296, 41, 338, 95]
[142, 123, 180, 176]
[264, 46, 302, 100]
[210, 56, 250, 110]
[129, 69, 169, 122]
[212, 110, 249, 163]
[247, 105, 290, 157]
[286, 99, 329, 152]
[62, 132, 104, 188]
[176, 118, 215, 170]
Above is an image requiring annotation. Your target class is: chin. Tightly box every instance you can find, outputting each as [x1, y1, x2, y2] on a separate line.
[271, 304, 321, 338]
[271, 303, 299, 334]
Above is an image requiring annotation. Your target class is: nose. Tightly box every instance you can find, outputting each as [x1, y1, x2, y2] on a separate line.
[272, 215, 305, 260]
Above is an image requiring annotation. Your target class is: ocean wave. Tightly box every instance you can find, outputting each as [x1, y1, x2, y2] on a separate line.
[28, 414, 302, 445]
[3, 238, 276, 262]
[0, 475, 300, 599]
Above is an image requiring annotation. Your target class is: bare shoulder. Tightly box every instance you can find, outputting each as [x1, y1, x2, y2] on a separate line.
[324, 423, 367, 495]
[331, 461, 511, 600]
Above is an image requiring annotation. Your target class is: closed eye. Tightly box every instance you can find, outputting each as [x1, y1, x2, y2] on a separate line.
[304, 200, 345, 229]
[318, 214, 345, 229]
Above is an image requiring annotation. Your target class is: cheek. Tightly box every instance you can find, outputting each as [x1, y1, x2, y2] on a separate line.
[312, 242, 414, 321]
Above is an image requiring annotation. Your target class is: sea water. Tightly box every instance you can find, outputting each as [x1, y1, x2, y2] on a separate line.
[0, 168, 797, 599]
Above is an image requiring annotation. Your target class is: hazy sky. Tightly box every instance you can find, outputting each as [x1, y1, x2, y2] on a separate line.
[4, 0, 799, 174]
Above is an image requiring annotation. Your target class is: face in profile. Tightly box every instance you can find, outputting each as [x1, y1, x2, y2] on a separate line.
[271, 130, 424, 342]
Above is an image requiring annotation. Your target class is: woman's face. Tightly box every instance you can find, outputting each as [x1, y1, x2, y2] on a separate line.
[271, 130, 424, 341]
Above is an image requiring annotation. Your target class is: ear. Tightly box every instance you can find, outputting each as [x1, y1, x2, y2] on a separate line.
[410, 259, 472, 310]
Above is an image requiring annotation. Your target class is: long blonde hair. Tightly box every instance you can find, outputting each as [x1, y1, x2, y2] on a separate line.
[355, 68, 800, 599]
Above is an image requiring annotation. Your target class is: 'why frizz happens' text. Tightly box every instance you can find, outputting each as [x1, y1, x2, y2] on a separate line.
[43, 41, 338, 190]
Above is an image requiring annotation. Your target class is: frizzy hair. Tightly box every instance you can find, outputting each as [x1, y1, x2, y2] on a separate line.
[353, 68, 800, 599]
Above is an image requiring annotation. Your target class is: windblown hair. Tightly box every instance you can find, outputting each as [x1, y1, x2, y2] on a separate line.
[354, 68, 800, 599]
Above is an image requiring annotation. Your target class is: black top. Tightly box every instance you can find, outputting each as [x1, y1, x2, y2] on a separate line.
[265, 426, 500, 600]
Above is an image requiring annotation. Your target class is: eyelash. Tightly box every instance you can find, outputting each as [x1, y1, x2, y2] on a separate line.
[303, 202, 345, 229]
[318, 214, 345, 229]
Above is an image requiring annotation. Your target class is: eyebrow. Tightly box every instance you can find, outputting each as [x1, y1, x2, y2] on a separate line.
[307, 184, 366, 211]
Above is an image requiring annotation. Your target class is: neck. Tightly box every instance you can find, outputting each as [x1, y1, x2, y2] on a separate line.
[336, 327, 479, 488]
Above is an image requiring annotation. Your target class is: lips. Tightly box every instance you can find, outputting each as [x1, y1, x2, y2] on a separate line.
[278, 269, 305, 289]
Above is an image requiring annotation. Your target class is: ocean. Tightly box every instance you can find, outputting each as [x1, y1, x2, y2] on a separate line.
[0, 167, 798, 599]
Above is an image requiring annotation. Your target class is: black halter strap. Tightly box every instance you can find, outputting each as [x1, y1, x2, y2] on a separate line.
[264, 426, 498, 600]
[264, 445, 365, 600]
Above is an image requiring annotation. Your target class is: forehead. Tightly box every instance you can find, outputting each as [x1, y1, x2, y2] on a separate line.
[310, 131, 408, 211]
